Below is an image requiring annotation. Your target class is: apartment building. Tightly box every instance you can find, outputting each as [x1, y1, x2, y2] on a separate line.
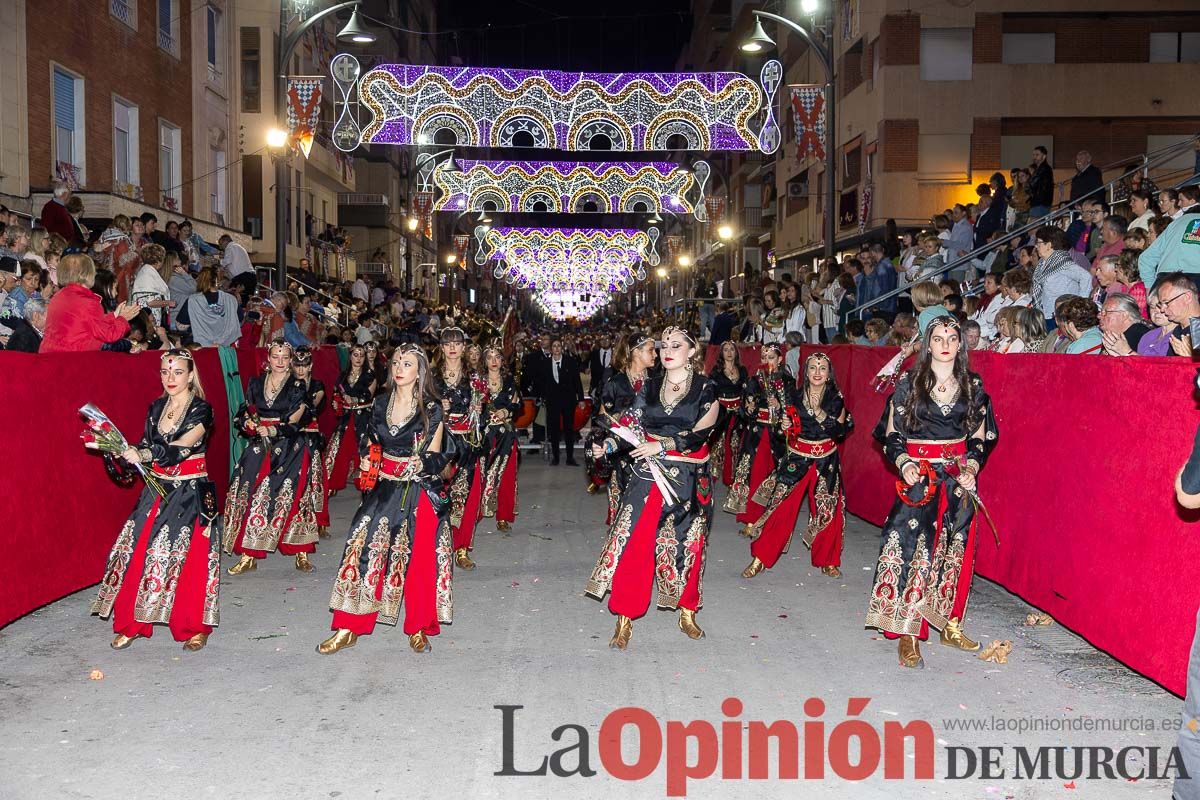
[680, 0, 1200, 286]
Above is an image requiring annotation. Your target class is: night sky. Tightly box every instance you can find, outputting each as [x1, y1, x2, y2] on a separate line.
[438, 0, 693, 72]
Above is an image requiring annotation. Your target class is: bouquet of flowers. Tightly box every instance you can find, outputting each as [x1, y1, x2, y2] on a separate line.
[768, 375, 787, 423]
[79, 403, 166, 497]
[872, 335, 919, 394]
[242, 404, 263, 437]
[464, 374, 490, 448]
[605, 408, 681, 504]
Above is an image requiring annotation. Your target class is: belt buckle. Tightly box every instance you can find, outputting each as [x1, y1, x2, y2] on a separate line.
[811, 442, 827, 457]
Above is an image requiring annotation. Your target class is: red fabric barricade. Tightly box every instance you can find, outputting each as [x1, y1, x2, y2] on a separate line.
[707, 343, 1200, 696]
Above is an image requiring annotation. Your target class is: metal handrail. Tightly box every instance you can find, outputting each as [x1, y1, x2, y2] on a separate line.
[847, 135, 1200, 320]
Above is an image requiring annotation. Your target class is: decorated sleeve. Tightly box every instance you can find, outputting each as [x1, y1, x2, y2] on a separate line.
[417, 403, 453, 475]
[822, 391, 854, 440]
[965, 376, 998, 472]
[673, 378, 718, 452]
[741, 374, 763, 419]
[276, 380, 310, 437]
[873, 374, 910, 469]
[308, 380, 328, 418]
[148, 401, 213, 466]
[360, 395, 387, 459]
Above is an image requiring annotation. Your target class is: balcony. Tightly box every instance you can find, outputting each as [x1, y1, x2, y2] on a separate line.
[337, 193, 390, 227]
[743, 206, 766, 232]
[158, 28, 180, 58]
[110, 0, 136, 29]
[206, 63, 224, 91]
[357, 261, 391, 277]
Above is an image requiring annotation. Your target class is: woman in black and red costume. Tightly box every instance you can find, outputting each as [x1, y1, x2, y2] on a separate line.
[865, 317, 999, 669]
[592, 331, 657, 525]
[91, 349, 221, 652]
[292, 347, 330, 539]
[724, 343, 789, 535]
[586, 327, 718, 650]
[431, 326, 485, 571]
[223, 341, 318, 575]
[480, 339, 521, 532]
[742, 352, 852, 581]
[318, 344, 455, 655]
[324, 343, 376, 497]
[708, 340, 747, 488]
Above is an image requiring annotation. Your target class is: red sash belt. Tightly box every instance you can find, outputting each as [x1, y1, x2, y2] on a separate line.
[301, 423, 320, 433]
[257, 417, 280, 430]
[663, 443, 710, 464]
[379, 454, 420, 478]
[151, 454, 208, 480]
[755, 409, 772, 423]
[448, 413, 472, 434]
[787, 437, 836, 458]
[906, 438, 966, 464]
[718, 397, 741, 409]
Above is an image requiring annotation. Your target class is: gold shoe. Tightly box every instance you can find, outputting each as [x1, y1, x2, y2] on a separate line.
[497, 520, 512, 532]
[318, 526, 330, 539]
[110, 634, 141, 650]
[227, 555, 257, 575]
[316, 629, 358, 655]
[295, 553, 315, 572]
[409, 632, 431, 653]
[821, 565, 842, 578]
[678, 609, 705, 640]
[609, 615, 633, 650]
[741, 557, 765, 579]
[586, 482, 599, 495]
[939, 617, 980, 652]
[454, 547, 476, 570]
[898, 635, 924, 668]
[738, 524, 753, 538]
[182, 633, 209, 652]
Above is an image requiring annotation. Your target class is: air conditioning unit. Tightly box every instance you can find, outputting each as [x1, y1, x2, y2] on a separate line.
[787, 182, 808, 199]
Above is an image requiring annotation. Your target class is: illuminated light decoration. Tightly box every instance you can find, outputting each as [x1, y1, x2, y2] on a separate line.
[453, 233, 471, 265]
[354, 63, 782, 153]
[330, 54, 364, 153]
[430, 160, 706, 215]
[705, 196, 727, 226]
[535, 290, 611, 321]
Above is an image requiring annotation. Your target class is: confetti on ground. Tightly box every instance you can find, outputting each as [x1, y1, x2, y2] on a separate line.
[88, 670, 104, 680]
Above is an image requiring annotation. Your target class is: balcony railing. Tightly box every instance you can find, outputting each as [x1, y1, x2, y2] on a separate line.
[357, 261, 390, 276]
[206, 63, 223, 90]
[337, 193, 389, 206]
[110, 0, 136, 29]
[158, 28, 179, 58]
[743, 206, 765, 230]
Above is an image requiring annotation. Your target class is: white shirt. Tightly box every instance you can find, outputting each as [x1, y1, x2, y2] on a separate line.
[220, 242, 253, 277]
[352, 278, 370, 303]
[355, 325, 376, 344]
[598, 349, 610, 369]
[552, 359, 561, 383]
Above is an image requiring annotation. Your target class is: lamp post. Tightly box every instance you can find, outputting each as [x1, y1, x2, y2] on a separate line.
[402, 148, 460, 293]
[271, 1, 376, 290]
[742, 6, 837, 261]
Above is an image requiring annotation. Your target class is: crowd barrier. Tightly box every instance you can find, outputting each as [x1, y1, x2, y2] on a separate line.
[705, 343, 1200, 696]
[0, 346, 342, 632]
[3, 345, 1198, 694]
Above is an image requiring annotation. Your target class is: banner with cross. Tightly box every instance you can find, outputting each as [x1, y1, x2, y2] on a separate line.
[789, 85, 826, 161]
[286, 77, 324, 158]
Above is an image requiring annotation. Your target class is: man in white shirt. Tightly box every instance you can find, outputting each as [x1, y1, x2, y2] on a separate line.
[588, 333, 613, 390]
[218, 235, 256, 305]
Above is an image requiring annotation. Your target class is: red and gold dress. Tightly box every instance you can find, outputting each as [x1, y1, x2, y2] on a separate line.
[708, 362, 747, 487]
[724, 366, 790, 525]
[324, 366, 375, 493]
[481, 375, 521, 528]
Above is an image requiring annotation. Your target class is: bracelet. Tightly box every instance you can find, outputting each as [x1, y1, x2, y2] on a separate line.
[137, 448, 154, 464]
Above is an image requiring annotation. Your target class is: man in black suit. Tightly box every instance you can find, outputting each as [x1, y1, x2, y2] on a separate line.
[537, 337, 584, 465]
[522, 332, 551, 444]
[588, 333, 614, 395]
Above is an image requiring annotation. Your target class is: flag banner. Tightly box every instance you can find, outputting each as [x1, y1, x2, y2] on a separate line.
[789, 85, 826, 161]
[286, 77, 324, 158]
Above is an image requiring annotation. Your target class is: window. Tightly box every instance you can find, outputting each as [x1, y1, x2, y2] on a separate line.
[211, 149, 227, 223]
[158, 0, 180, 57]
[113, 98, 139, 188]
[1000, 135, 1052, 171]
[1147, 135, 1197, 171]
[159, 120, 182, 209]
[1002, 33, 1055, 64]
[918, 134, 970, 182]
[1149, 32, 1200, 63]
[206, 6, 220, 67]
[919, 28, 972, 81]
[240, 27, 261, 112]
[52, 66, 85, 182]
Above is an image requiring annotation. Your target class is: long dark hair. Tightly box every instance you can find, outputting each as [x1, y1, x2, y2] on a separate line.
[900, 316, 980, 433]
[390, 344, 436, 439]
[800, 352, 839, 400]
[710, 339, 743, 378]
[613, 331, 652, 373]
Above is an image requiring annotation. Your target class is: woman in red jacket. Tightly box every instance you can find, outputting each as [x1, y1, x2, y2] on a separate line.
[41, 254, 140, 353]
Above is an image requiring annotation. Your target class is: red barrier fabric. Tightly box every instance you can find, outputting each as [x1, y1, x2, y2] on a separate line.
[0, 346, 343, 630]
[707, 343, 1200, 695]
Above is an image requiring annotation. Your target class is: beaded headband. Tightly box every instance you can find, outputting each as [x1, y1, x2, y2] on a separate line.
[761, 342, 783, 356]
[292, 347, 313, 366]
[393, 342, 427, 360]
[161, 348, 193, 370]
[440, 326, 466, 342]
[804, 352, 831, 366]
[482, 338, 504, 355]
[268, 340, 294, 355]
[660, 326, 696, 346]
[628, 332, 654, 350]
[927, 315, 962, 332]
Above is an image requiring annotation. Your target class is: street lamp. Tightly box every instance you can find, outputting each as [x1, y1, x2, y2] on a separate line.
[446, 253, 458, 265]
[717, 223, 734, 241]
[406, 216, 420, 232]
[272, 1, 376, 290]
[678, 254, 692, 268]
[740, 7, 838, 261]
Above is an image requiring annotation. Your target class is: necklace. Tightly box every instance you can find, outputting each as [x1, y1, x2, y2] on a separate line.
[660, 369, 692, 413]
[263, 374, 285, 406]
[665, 373, 689, 394]
[386, 390, 418, 434]
[165, 392, 191, 420]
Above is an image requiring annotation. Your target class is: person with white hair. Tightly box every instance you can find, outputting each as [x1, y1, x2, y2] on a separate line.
[4, 295, 46, 352]
[40, 182, 74, 241]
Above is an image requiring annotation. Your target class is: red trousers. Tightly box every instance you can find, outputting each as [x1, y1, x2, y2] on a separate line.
[496, 443, 518, 524]
[750, 466, 844, 569]
[736, 428, 774, 525]
[721, 424, 736, 487]
[112, 497, 214, 641]
[314, 448, 330, 528]
[608, 485, 703, 619]
[331, 493, 441, 637]
[326, 415, 358, 493]
[231, 450, 316, 558]
[453, 466, 483, 551]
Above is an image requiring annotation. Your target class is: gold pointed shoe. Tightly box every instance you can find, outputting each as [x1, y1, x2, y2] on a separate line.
[586, 482, 599, 495]
[678, 609, 705, 640]
[497, 520, 512, 532]
[110, 634, 141, 650]
[318, 526, 330, 539]
[409, 632, 431, 653]
[821, 565, 842, 579]
[898, 635, 925, 669]
[295, 553, 315, 573]
[939, 617, 981, 652]
[454, 547, 476, 570]
[182, 633, 209, 652]
[227, 555, 257, 575]
[316, 629, 358, 655]
[609, 615, 633, 650]
[738, 524, 753, 538]
[741, 557, 765, 579]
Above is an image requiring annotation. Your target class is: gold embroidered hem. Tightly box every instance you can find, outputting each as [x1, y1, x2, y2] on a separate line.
[723, 452, 753, 513]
